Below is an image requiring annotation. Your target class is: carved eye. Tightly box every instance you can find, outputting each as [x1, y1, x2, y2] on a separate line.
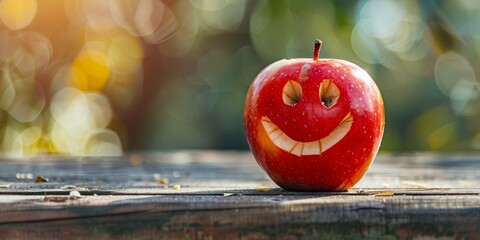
[282, 80, 302, 106]
[319, 79, 340, 108]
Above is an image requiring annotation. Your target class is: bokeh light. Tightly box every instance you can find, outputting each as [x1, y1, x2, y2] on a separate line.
[0, 0, 177, 156]
[0, 0, 37, 30]
[2, 0, 480, 156]
[68, 48, 111, 91]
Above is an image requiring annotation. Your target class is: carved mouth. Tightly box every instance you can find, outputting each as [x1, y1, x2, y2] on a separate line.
[261, 112, 353, 156]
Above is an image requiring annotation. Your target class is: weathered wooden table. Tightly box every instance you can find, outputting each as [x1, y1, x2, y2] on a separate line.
[0, 151, 479, 239]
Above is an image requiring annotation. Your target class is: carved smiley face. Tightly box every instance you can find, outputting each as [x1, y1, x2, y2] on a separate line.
[244, 45, 385, 191]
[261, 79, 353, 156]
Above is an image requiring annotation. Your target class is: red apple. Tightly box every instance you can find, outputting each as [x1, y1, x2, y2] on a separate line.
[244, 40, 385, 191]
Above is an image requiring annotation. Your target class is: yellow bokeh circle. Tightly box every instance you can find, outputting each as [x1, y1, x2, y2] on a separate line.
[0, 0, 37, 30]
[68, 50, 110, 91]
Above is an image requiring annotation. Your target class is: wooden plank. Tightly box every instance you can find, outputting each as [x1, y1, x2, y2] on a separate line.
[0, 194, 479, 239]
[0, 151, 480, 239]
[1, 152, 480, 188]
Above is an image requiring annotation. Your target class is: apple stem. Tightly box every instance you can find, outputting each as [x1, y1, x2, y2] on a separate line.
[313, 39, 322, 61]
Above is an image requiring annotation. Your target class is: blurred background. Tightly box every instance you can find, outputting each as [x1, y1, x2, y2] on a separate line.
[0, 0, 480, 156]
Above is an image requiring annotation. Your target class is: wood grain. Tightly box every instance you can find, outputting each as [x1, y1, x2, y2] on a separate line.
[0, 151, 479, 239]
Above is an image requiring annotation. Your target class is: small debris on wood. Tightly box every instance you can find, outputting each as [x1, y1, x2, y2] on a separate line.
[173, 184, 181, 190]
[374, 191, 394, 197]
[255, 186, 270, 191]
[357, 188, 366, 194]
[153, 173, 170, 184]
[16, 173, 33, 180]
[34, 176, 49, 183]
[156, 178, 170, 184]
[402, 181, 427, 188]
[130, 154, 142, 166]
[223, 193, 237, 197]
[162, 186, 169, 189]
[60, 185, 76, 190]
[69, 190, 82, 198]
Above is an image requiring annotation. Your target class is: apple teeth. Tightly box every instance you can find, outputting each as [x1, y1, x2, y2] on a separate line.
[268, 128, 284, 141]
[283, 80, 302, 106]
[302, 141, 322, 155]
[320, 79, 340, 108]
[261, 117, 277, 134]
[320, 112, 353, 151]
[290, 142, 304, 156]
[261, 112, 353, 156]
[273, 132, 297, 153]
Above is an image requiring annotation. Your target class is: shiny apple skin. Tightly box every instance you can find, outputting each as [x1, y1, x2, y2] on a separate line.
[244, 58, 385, 191]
